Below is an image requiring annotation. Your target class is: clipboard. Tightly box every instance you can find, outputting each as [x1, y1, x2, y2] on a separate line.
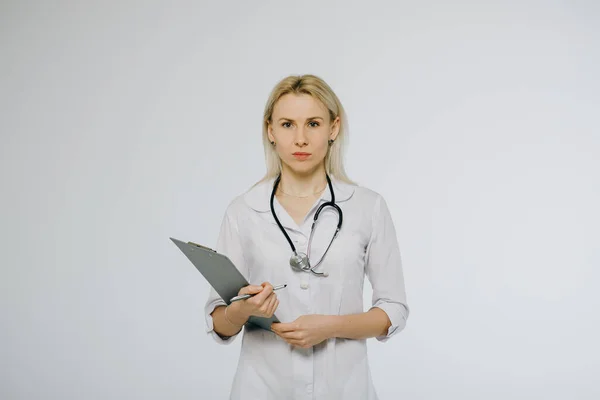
[170, 237, 280, 331]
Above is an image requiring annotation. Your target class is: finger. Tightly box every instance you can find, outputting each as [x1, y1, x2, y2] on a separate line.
[261, 294, 277, 315]
[275, 331, 302, 341]
[265, 297, 279, 317]
[271, 322, 296, 333]
[254, 285, 274, 304]
[271, 323, 282, 333]
[269, 298, 280, 315]
[257, 292, 275, 309]
[256, 295, 272, 316]
[272, 331, 309, 347]
[267, 293, 277, 308]
[284, 338, 310, 348]
[247, 291, 269, 308]
[257, 283, 274, 302]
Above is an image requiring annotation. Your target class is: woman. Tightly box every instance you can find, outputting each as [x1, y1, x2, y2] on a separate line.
[204, 74, 409, 399]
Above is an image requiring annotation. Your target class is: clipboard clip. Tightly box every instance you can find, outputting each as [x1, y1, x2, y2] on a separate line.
[187, 241, 217, 252]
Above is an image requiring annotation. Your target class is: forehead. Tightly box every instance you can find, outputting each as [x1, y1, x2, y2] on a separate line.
[272, 93, 328, 120]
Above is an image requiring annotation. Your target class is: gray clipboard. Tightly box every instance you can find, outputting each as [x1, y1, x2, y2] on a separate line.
[170, 237, 280, 331]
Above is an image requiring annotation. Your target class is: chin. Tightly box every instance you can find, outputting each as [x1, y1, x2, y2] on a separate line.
[283, 160, 322, 175]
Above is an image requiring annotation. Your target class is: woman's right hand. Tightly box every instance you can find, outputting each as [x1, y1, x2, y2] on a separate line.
[230, 282, 279, 320]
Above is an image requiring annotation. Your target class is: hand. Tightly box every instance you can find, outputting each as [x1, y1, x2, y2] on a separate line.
[271, 315, 334, 348]
[230, 282, 279, 321]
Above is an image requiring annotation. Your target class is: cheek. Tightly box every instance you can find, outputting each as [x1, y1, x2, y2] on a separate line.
[276, 142, 295, 159]
[313, 129, 331, 150]
[312, 142, 329, 158]
[278, 131, 299, 144]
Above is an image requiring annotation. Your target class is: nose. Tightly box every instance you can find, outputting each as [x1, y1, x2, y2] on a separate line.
[294, 126, 308, 146]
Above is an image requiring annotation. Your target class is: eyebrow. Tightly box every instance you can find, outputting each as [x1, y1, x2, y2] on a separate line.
[277, 116, 324, 122]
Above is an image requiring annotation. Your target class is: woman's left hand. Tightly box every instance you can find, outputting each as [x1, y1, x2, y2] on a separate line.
[271, 315, 335, 348]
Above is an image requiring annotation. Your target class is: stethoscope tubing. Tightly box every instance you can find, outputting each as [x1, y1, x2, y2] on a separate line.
[270, 174, 343, 276]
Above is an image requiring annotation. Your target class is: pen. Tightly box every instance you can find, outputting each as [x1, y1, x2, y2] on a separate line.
[229, 284, 287, 303]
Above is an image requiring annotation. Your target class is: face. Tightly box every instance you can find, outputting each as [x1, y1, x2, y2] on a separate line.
[267, 93, 340, 176]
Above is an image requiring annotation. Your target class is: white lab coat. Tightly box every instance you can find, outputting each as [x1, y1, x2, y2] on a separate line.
[204, 177, 409, 400]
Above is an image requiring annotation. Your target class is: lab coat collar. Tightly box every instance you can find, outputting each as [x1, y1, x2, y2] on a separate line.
[243, 175, 356, 213]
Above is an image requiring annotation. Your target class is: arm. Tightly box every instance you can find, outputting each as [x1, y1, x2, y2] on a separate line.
[363, 194, 410, 342]
[204, 205, 248, 343]
[329, 307, 391, 340]
[270, 308, 391, 348]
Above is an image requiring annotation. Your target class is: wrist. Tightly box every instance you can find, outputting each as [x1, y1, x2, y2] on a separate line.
[226, 302, 250, 326]
[327, 315, 342, 339]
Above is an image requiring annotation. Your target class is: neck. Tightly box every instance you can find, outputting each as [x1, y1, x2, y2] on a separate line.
[278, 164, 328, 197]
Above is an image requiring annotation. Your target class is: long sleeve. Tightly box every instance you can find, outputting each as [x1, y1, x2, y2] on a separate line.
[203, 204, 248, 344]
[364, 195, 410, 342]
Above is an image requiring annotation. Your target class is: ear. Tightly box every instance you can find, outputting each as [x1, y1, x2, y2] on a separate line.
[329, 116, 341, 141]
[267, 123, 275, 143]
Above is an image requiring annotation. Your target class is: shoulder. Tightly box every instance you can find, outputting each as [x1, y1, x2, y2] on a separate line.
[223, 194, 247, 214]
[221, 178, 274, 218]
[345, 181, 397, 229]
[351, 184, 382, 201]
[346, 181, 387, 210]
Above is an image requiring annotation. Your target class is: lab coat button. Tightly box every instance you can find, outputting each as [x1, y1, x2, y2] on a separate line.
[300, 282, 309, 290]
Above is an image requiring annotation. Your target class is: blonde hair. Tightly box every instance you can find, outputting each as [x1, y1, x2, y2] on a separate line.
[258, 74, 354, 185]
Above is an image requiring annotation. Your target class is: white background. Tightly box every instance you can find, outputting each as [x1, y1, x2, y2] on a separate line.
[2, 1, 599, 399]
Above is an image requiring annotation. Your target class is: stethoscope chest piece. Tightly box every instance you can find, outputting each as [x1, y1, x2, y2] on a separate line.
[289, 252, 329, 277]
[290, 252, 310, 271]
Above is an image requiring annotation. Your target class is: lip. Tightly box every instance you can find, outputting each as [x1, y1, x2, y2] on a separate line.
[292, 152, 311, 160]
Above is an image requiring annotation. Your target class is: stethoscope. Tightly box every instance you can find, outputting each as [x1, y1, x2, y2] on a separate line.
[270, 174, 343, 277]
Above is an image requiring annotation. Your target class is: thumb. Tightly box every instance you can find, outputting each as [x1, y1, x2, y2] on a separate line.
[239, 285, 263, 295]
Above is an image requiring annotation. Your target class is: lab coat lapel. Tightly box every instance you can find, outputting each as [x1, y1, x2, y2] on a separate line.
[243, 178, 297, 231]
[271, 197, 300, 232]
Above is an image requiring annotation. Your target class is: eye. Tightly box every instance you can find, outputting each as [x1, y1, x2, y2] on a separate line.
[281, 122, 292, 128]
[308, 121, 320, 127]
